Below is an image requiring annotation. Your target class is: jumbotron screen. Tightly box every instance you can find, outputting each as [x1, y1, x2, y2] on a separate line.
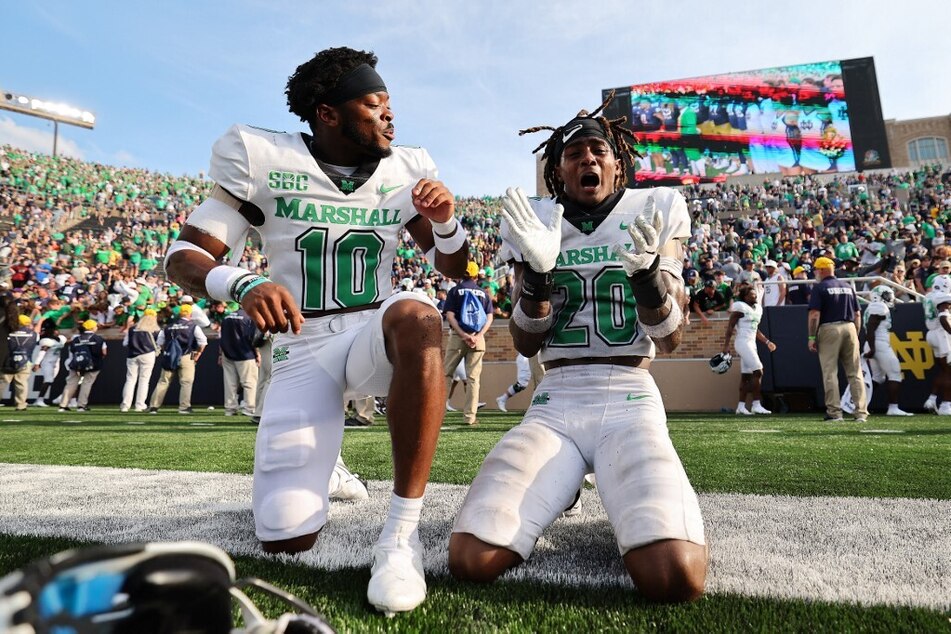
[601, 57, 891, 187]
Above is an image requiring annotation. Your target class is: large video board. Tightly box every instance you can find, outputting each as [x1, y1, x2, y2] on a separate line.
[601, 57, 891, 186]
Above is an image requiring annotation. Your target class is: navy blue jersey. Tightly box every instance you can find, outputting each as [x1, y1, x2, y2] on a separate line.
[443, 280, 492, 333]
[219, 311, 257, 361]
[808, 276, 858, 324]
[126, 326, 157, 358]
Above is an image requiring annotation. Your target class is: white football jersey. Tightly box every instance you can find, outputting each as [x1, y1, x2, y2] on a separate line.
[863, 300, 892, 345]
[209, 124, 435, 312]
[730, 300, 762, 342]
[924, 291, 950, 333]
[502, 187, 690, 364]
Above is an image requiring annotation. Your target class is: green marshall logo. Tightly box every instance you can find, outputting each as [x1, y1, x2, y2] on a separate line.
[531, 392, 550, 406]
[340, 179, 355, 193]
[272, 345, 290, 363]
[581, 220, 595, 233]
[274, 197, 402, 227]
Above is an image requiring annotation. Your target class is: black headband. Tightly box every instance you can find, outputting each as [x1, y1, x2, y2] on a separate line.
[551, 116, 615, 163]
[320, 63, 387, 106]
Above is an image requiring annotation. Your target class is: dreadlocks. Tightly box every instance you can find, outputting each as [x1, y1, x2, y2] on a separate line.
[519, 90, 641, 198]
[286, 47, 378, 128]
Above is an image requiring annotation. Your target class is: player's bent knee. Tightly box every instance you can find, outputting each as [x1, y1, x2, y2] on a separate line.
[261, 531, 319, 555]
[383, 299, 442, 348]
[624, 539, 707, 603]
[448, 532, 522, 583]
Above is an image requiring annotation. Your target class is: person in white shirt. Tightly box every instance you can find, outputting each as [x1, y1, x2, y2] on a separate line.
[761, 260, 786, 307]
[179, 295, 211, 329]
[862, 286, 911, 416]
[722, 284, 776, 415]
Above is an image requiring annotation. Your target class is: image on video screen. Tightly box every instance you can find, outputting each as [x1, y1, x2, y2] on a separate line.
[619, 60, 855, 184]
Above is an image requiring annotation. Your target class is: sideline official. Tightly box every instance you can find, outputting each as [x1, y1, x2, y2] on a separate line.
[807, 257, 867, 422]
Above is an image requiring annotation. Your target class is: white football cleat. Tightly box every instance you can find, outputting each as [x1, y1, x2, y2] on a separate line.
[561, 486, 583, 518]
[328, 460, 368, 501]
[924, 398, 938, 413]
[495, 395, 508, 413]
[937, 403, 951, 416]
[445, 400, 457, 412]
[886, 406, 913, 417]
[751, 404, 772, 415]
[367, 534, 426, 616]
[736, 405, 753, 416]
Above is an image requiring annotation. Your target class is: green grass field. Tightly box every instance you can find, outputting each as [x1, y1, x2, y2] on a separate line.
[0, 408, 949, 632]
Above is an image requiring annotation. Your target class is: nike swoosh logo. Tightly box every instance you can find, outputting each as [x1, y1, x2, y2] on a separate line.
[379, 184, 403, 195]
[562, 124, 583, 143]
[626, 394, 648, 401]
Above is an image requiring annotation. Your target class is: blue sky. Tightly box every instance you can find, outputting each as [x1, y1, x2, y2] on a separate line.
[2, 0, 948, 196]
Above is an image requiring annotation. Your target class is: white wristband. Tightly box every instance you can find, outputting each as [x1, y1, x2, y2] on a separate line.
[205, 265, 254, 303]
[512, 302, 554, 333]
[639, 296, 683, 339]
[432, 217, 467, 253]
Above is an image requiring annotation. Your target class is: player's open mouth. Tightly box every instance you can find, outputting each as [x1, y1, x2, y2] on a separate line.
[382, 127, 395, 141]
[580, 172, 600, 189]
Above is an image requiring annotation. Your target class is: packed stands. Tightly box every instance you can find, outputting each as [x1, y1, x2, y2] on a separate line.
[1, 143, 949, 333]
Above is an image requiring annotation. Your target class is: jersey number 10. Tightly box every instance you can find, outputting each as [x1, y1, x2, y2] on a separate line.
[295, 228, 384, 310]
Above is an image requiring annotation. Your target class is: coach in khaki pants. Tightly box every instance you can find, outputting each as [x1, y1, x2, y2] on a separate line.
[807, 256, 867, 422]
[149, 304, 207, 414]
[443, 262, 494, 426]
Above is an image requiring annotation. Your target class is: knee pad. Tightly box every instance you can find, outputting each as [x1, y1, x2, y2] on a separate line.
[256, 410, 316, 473]
[254, 410, 328, 536]
[257, 486, 325, 534]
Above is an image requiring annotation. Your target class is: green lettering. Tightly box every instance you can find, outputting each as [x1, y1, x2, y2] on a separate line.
[367, 209, 381, 225]
[275, 197, 301, 219]
[301, 203, 319, 223]
[577, 247, 594, 265]
[320, 205, 335, 223]
[351, 207, 367, 225]
[593, 245, 610, 263]
[556, 252, 567, 267]
[296, 174, 308, 192]
[565, 249, 582, 266]
[336, 207, 351, 223]
[267, 171, 281, 190]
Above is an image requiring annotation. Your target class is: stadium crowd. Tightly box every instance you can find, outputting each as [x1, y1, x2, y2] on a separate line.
[2, 146, 950, 325]
[1, 144, 950, 411]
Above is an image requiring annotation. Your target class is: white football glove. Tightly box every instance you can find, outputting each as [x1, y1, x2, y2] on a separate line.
[613, 195, 663, 277]
[501, 186, 563, 272]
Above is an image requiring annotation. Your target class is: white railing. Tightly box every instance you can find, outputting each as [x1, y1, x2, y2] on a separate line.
[759, 275, 925, 304]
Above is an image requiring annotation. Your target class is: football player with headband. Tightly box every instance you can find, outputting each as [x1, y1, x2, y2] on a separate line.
[448, 94, 707, 602]
[164, 47, 468, 616]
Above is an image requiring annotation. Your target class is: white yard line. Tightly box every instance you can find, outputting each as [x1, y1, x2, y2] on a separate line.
[0, 463, 946, 610]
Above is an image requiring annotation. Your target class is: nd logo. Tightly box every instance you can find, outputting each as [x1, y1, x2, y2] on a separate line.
[890, 331, 933, 380]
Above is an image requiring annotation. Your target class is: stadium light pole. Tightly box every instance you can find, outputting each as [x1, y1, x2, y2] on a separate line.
[0, 89, 95, 157]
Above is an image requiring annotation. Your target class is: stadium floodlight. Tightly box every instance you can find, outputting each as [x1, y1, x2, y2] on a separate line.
[0, 88, 95, 157]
